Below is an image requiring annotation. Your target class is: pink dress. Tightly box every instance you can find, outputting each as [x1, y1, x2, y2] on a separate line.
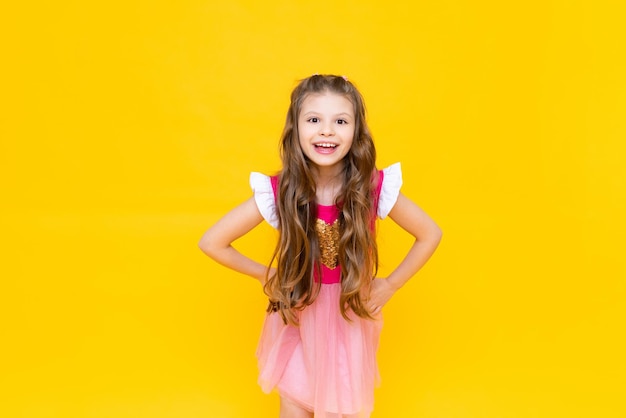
[249, 163, 402, 418]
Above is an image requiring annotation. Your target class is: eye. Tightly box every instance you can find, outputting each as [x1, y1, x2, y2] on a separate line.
[336, 119, 348, 125]
[307, 117, 319, 123]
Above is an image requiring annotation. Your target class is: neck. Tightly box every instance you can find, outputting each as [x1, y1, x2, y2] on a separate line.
[311, 164, 344, 205]
[311, 164, 343, 187]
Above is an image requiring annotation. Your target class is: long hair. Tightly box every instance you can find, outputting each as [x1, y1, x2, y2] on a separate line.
[264, 74, 379, 325]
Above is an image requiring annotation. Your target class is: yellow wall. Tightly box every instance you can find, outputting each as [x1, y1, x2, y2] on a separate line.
[2, 1, 625, 417]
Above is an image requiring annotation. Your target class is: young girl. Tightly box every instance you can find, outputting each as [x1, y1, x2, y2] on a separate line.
[199, 74, 442, 418]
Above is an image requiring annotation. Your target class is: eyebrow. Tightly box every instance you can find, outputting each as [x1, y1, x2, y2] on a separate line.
[301, 111, 354, 118]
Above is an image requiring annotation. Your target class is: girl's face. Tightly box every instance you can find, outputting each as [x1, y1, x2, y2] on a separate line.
[298, 92, 355, 174]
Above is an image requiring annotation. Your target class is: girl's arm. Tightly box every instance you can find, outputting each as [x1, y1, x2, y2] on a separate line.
[198, 197, 271, 284]
[368, 192, 443, 313]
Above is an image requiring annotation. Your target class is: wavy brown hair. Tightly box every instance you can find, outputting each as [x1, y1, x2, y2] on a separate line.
[264, 74, 379, 325]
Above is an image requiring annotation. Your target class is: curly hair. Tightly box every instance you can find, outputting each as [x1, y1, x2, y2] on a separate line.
[264, 74, 379, 325]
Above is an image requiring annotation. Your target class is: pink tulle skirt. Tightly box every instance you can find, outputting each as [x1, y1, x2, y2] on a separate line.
[256, 283, 383, 417]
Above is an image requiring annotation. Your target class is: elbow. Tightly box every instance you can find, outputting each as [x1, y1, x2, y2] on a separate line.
[198, 237, 210, 256]
[198, 233, 218, 259]
[430, 223, 443, 248]
[413, 223, 442, 252]
[435, 224, 443, 242]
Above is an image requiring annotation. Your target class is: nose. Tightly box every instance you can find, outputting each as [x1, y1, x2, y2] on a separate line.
[319, 122, 335, 136]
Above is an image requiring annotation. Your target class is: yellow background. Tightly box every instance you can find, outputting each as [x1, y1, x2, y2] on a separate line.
[1, 1, 625, 417]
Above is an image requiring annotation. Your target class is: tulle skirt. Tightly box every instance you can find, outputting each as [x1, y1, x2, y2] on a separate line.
[256, 283, 383, 417]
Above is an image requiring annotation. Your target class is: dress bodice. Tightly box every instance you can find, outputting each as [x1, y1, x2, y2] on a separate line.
[250, 163, 403, 284]
[314, 203, 342, 283]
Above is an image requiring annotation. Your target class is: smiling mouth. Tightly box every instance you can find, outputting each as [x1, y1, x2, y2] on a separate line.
[314, 143, 338, 149]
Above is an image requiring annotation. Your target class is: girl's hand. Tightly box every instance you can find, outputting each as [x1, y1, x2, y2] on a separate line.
[367, 278, 398, 314]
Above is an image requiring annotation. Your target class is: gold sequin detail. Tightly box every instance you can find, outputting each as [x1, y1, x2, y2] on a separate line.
[315, 218, 340, 269]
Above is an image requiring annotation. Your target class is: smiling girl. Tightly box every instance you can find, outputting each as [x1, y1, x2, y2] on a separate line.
[199, 74, 442, 417]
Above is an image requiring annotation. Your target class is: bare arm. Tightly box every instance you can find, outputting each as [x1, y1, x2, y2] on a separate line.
[368, 192, 442, 313]
[198, 197, 272, 284]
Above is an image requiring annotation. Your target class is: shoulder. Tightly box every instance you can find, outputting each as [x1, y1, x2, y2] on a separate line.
[377, 163, 403, 219]
[249, 172, 279, 228]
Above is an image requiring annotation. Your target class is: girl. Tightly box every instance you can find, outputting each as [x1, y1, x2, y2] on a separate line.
[199, 74, 442, 418]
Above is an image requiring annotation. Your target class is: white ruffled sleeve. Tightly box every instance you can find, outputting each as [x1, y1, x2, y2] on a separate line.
[249, 172, 279, 229]
[377, 163, 403, 219]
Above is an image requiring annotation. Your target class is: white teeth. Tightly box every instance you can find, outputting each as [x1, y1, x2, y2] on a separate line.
[315, 143, 337, 148]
